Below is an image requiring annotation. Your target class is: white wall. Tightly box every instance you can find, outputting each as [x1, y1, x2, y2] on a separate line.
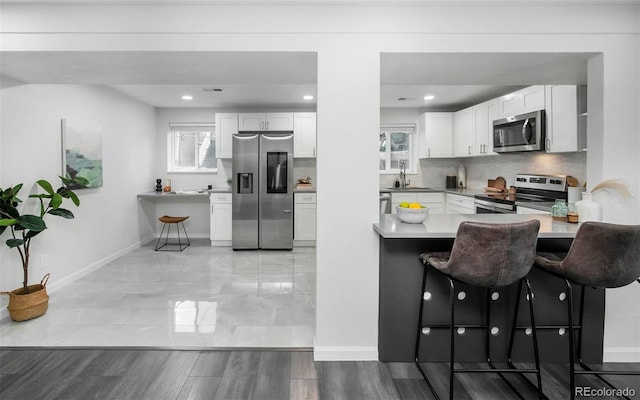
[1, 2, 639, 361]
[0, 84, 156, 316]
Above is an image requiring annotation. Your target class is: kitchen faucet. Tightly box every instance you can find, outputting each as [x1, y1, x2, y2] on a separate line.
[399, 162, 407, 188]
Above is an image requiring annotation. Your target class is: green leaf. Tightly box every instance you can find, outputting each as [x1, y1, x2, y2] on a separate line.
[0, 218, 17, 226]
[6, 238, 24, 248]
[74, 176, 90, 187]
[9, 184, 23, 197]
[50, 193, 63, 209]
[25, 229, 42, 239]
[48, 208, 74, 219]
[0, 204, 19, 219]
[57, 188, 81, 207]
[37, 180, 55, 195]
[68, 190, 80, 206]
[16, 215, 46, 231]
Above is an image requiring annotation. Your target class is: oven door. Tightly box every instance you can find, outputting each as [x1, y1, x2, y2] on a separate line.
[474, 199, 516, 214]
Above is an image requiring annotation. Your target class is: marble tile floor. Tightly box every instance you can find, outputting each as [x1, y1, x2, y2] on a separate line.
[0, 241, 316, 348]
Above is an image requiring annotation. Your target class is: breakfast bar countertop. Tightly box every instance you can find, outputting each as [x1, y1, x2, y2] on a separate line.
[374, 213, 579, 239]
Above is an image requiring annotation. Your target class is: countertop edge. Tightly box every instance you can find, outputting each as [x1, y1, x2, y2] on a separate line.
[374, 214, 579, 239]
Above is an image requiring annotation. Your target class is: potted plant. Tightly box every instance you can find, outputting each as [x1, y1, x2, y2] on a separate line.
[0, 176, 87, 321]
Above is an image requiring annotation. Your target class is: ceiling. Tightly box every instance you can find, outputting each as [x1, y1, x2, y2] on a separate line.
[0, 51, 593, 111]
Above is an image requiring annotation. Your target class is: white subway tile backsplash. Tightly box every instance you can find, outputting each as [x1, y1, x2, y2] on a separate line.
[415, 152, 587, 190]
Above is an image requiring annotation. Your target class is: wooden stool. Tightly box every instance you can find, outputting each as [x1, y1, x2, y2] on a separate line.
[155, 215, 190, 251]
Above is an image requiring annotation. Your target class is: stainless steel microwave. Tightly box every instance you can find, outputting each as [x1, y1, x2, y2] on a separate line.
[493, 110, 545, 153]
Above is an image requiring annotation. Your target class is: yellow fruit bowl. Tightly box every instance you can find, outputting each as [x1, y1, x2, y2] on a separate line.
[396, 205, 428, 224]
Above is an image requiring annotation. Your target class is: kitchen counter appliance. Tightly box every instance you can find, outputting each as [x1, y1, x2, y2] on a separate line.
[232, 131, 294, 249]
[474, 173, 568, 214]
[493, 110, 545, 153]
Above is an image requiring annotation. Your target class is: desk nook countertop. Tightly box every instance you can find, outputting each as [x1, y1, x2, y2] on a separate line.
[374, 213, 604, 364]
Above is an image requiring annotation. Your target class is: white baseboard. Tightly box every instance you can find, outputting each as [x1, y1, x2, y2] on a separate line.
[293, 240, 316, 247]
[313, 346, 378, 361]
[603, 347, 640, 362]
[0, 239, 145, 322]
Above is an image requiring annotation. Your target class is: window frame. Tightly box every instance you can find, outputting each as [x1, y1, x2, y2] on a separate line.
[379, 124, 417, 175]
[166, 123, 217, 173]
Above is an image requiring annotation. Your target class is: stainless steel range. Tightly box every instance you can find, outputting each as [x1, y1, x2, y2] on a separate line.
[474, 174, 568, 214]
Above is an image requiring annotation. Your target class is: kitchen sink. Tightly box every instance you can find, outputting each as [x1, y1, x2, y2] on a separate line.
[385, 187, 433, 191]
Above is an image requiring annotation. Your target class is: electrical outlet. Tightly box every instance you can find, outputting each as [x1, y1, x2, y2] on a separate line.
[40, 254, 49, 271]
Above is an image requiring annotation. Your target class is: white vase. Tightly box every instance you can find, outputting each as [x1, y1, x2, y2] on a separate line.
[575, 192, 602, 222]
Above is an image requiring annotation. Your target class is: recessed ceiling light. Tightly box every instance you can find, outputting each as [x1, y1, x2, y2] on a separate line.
[423, 95, 435, 100]
[182, 95, 193, 100]
[303, 95, 314, 100]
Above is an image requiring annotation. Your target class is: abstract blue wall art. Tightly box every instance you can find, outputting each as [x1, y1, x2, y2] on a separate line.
[61, 118, 103, 189]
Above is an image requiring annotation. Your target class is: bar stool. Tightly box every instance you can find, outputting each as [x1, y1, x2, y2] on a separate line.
[532, 221, 640, 400]
[415, 220, 543, 400]
[155, 215, 190, 251]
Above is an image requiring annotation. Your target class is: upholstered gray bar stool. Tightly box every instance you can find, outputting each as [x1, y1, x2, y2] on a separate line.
[155, 215, 191, 251]
[532, 221, 640, 400]
[415, 220, 543, 400]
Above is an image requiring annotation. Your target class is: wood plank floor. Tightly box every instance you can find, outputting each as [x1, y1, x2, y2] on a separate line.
[1, 349, 639, 399]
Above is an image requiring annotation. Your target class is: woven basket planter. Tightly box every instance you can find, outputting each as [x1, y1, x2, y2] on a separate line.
[3, 274, 50, 322]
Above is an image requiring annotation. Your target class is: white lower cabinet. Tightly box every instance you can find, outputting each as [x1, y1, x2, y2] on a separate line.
[294, 193, 316, 244]
[446, 193, 475, 214]
[210, 193, 232, 245]
[391, 192, 445, 214]
[516, 206, 550, 215]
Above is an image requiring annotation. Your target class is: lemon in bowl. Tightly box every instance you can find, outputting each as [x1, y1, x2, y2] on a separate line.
[396, 203, 428, 223]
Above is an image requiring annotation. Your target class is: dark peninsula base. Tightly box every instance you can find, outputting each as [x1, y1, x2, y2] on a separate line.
[378, 236, 605, 363]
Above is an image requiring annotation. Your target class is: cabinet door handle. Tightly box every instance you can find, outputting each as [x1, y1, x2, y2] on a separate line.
[211, 204, 214, 214]
[313, 147, 316, 157]
[428, 148, 431, 158]
[468, 145, 471, 155]
[266, 120, 269, 131]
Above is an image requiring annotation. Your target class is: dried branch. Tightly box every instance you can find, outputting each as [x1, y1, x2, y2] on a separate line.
[591, 179, 633, 199]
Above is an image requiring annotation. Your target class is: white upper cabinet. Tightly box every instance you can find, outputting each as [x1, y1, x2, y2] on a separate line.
[418, 112, 453, 158]
[545, 85, 587, 153]
[293, 112, 316, 158]
[239, 113, 294, 131]
[452, 100, 496, 157]
[215, 113, 238, 159]
[485, 99, 499, 155]
[498, 85, 546, 118]
[453, 107, 473, 157]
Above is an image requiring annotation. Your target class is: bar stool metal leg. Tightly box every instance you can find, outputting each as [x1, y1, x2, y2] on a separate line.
[417, 268, 544, 400]
[155, 222, 169, 251]
[414, 266, 442, 399]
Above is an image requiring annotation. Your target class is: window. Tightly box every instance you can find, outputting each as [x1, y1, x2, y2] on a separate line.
[379, 124, 416, 174]
[167, 124, 216, 173]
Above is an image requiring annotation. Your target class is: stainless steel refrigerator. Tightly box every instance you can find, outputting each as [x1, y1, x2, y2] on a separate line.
[232, 132, 294, 249]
